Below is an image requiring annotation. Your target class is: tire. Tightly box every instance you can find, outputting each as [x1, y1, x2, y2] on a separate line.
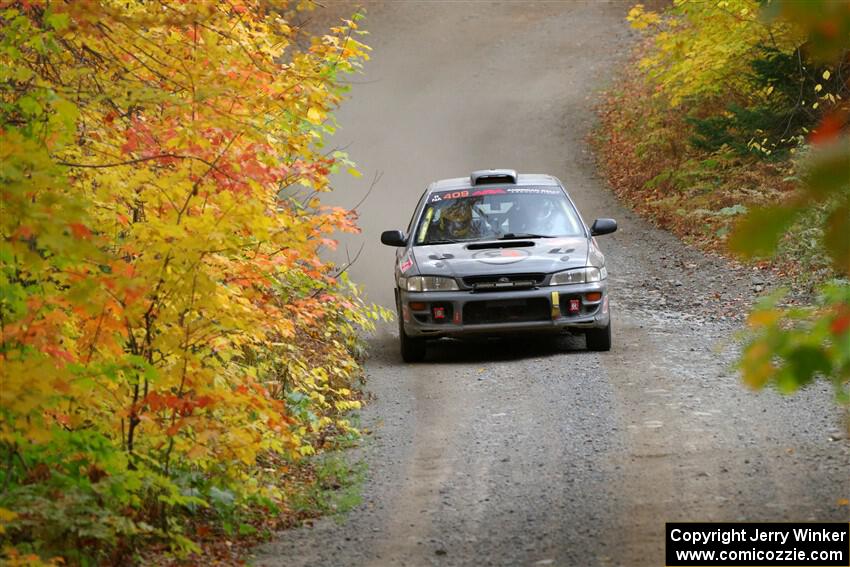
[399, 314, 426, 362]
[586, 321, 612, 352]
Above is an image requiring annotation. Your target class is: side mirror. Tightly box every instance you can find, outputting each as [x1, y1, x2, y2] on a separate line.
[381, 229, 407, 247]
[590, 218, 617, 236]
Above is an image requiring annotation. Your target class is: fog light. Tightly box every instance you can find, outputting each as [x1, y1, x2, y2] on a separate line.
[585, 292, 603, 302]
[432, 306, 446, 320]
[568, 298, 581, 313]
[409, 302, 427, 311]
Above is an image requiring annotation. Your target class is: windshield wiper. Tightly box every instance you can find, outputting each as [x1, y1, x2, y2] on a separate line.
[424, 238, 462, 245]
[498, 233, 552, 240]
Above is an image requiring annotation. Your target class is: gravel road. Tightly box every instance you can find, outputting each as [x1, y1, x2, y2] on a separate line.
[255, 2, 849, 566]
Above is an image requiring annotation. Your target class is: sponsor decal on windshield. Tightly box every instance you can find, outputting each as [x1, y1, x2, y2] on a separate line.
[428, 187, 559, 203]
[505, 187, 561, 195]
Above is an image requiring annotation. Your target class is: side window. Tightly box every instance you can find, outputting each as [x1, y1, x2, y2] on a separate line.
[416, 206, 436, 244]
[406, 191, 428, 237]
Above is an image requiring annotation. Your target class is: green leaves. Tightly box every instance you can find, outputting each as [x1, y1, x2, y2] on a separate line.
[740, 283, 850, 403]
[729, 3, 850, 405]
[804, 146, 850, 200]
[785, 345, 832, 389]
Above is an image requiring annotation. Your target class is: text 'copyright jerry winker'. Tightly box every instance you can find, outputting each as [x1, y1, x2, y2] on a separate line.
[666, 522, 849, 566]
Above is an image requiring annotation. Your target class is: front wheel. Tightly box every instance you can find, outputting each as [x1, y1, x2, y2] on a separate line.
[586, 321, 611, 352]
[399, 315, 426, 362]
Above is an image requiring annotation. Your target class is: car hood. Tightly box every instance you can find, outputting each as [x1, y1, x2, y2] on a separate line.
[409, 237, 591, 278]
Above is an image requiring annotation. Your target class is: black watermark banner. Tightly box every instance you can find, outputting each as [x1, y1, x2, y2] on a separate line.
[666, 523, 849, 566]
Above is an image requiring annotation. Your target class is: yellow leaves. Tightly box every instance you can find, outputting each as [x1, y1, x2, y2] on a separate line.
[0, 508, 17, 535]
[186, 444, 207, 460]
[298, 445, 315, 456]
[630, 0, 792, 108]
[335, 400, 361, 411]
[307, 107, 325, 124]
[747, 309, 781, 329]
[823, 70, 831, 80]
[741, 341, 775, 389]
[627, 4, 661, 30]
[0, 357, 66, 420]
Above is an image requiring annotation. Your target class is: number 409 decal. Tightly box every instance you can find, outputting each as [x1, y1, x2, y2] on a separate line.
[430, 190, 469, 203]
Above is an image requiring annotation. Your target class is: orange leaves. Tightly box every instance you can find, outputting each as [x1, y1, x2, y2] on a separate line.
[42, 346, 75, 364]
[830, 304, 850, 336]
[144, 391, 216, 416]
[741, 340, 775, 390]
[13, 225, 33, 239]
[68, 222, 91, 239]
[809, 111, 847, 145]
[2, 297, 74, 362]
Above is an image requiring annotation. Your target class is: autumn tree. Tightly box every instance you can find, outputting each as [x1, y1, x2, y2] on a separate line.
[0, 1, 377, 562]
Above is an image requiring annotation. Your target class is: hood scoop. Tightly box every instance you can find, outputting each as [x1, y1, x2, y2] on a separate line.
[466, 240, 535, 250]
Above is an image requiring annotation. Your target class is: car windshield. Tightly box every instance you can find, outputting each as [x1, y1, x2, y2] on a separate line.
[413, 187, 584, 245]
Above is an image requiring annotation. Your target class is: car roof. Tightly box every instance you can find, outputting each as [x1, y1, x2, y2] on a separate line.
[427, 173, 563, 193]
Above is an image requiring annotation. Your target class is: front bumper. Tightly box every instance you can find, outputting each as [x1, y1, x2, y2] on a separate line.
[398, 281, 610, 338]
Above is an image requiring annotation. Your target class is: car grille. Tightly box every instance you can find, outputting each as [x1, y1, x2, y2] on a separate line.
[462, 273, 545, 292]
[463, 298, 550, 325]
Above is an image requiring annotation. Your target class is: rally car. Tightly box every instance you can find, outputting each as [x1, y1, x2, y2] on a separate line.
[380, 169, 617, 362]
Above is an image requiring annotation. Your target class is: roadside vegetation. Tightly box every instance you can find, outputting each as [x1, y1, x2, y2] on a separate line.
[598, 0, 849, 407]
[0, 2, 384, 564]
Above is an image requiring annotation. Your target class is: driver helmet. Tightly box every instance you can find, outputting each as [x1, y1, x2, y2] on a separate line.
[440, 199, 475, 237]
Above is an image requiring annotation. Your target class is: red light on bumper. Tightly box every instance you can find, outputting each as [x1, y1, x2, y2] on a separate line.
[409, 301, 427, 311]
[585, 291, 602, 302]
[568, 299, 581, 314]
[432, 306, 446, 320]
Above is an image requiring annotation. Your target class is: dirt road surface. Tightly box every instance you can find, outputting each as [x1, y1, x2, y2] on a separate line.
[255, 2, 850, 566]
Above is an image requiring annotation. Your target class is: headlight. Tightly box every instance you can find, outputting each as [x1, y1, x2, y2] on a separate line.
[550, 266, 606, 285]
[404, 276, 459, 292]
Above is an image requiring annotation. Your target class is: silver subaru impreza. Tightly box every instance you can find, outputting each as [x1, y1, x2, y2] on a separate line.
[381, 169, 617, 362]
